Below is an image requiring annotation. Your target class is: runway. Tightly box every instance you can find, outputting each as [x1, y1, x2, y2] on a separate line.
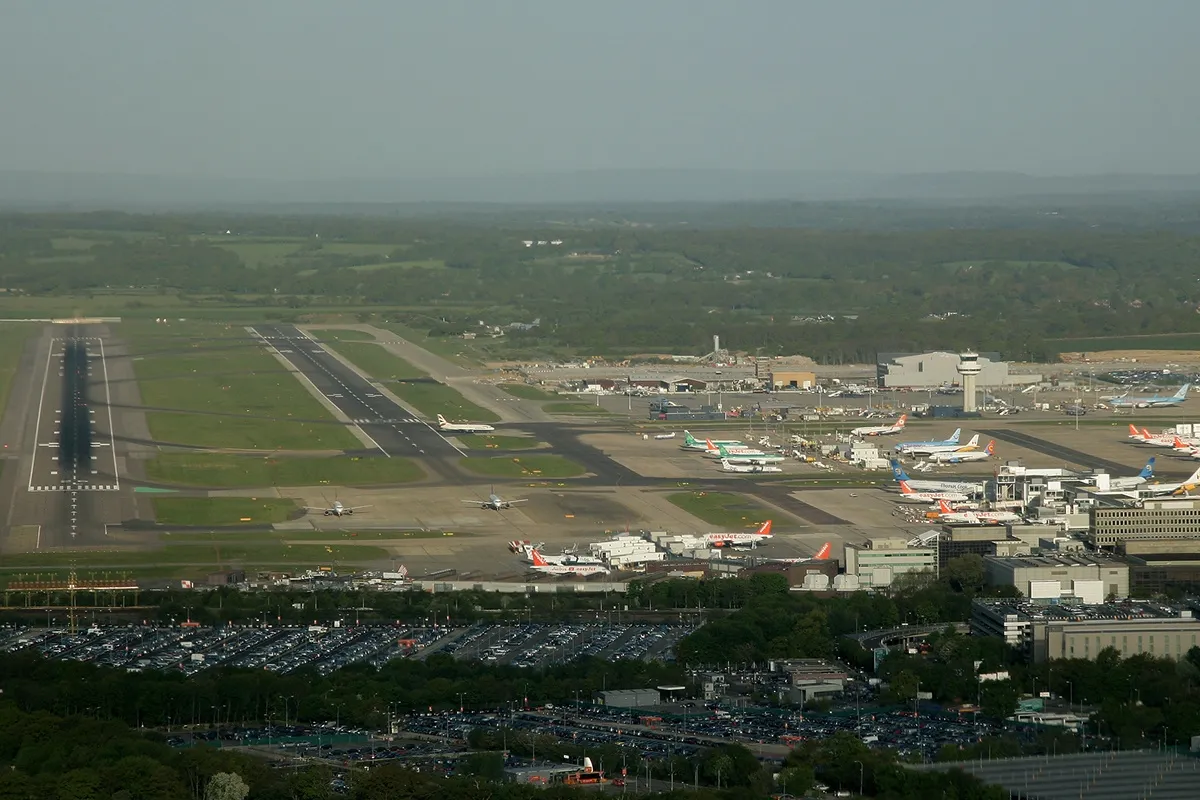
[251, 324, 462, 459]
[1, 325, 132, 548]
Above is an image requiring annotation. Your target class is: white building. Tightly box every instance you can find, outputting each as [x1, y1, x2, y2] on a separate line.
[877, 351, 1036, 389]
[844, 537, 937, 588]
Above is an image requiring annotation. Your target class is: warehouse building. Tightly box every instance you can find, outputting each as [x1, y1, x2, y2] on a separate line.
[597, 689, 661, 708]
[971, 599, 1200, 662]
[877, 351, 1009, 389]
[983, 554, 1129, 600]
[768, 369, 817, 390]
[845, 537, 937, 588]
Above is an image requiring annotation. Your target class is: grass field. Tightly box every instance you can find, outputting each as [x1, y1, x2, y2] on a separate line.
[457, 434, 543, 450]
[379, 322, 481, 367]
[1047, 333, 1200, 353]
[0, 326, 35, 419]
[144, 453, 425, 487]
[308, 328, 377, 342]
[666, 491, 794, 531]
[499, 383, 558, 401]
[543, 401, 610, 414]
[324, 341, 429, 381]
[134, 341, 361, 449]
[392, 381, 501, 422]
[460, 455, 586, 478]
[152, 497, 300, 526]
[350, 259, 445, 272]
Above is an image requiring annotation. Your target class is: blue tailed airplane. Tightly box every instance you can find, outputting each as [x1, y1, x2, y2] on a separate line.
[1109, 383, 1190, 409]
[895, 427, 961, 454]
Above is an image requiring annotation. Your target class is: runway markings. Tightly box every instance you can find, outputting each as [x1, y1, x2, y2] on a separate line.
[96, 338, 120, 491]
[29, 484, 119, 492]
[27, 338, 57, 491]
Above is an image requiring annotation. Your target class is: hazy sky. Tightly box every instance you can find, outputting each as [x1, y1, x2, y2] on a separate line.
[1, 0, 1197, 179]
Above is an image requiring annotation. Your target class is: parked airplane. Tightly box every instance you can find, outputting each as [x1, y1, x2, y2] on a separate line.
[528, 549, 608, 576]
[1110, 383, 1191, 408]
[901, 433, 980, 458]
[517, 543, 603, 566]
[935, 500, 1021, 525]
[703, 438, 766, 458]
[763, 542, 833, 564]
[654, 432, 677, 440]
[710, 444, 785, 464]
[1138, 465, 1200, 497]
[889, 460, 985, 495]
[895, 428, 962, 454]
[926, 439, 996, 464]
[702, 520, 774, 549]
[897, 481, 972, 503]
[304, 500, 370, 517]
[1101, 458, 1156, 490]
[437, 414, 495, 433]
[462, 490, 528, 510]
[850, 414, 907, 438]
[681, 431, 743, 451]
[1132, 427, 1188, 447]
[720, 458, 783, 474]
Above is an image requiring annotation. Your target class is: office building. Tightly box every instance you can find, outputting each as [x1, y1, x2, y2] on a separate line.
[1088, 496, 1200, 549]
[983, 554, 1129, 600]
[845, 537, 937, 588]
[971, 599, 1200, 662]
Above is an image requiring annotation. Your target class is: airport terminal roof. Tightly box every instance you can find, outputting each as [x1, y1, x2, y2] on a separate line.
[974, 598, 1190, 622]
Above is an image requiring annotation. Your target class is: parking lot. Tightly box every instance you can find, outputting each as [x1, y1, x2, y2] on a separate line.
[442, 623, 692, 667]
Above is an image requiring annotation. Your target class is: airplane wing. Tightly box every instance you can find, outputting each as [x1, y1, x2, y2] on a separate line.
[460, 499, 485, 505]
[347, 505, 373, 511]
[506, 499, 530, 505]
[302, 506, 329, 512]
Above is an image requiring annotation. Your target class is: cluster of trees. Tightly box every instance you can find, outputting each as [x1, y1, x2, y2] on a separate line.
[4, 211, 1200, 363]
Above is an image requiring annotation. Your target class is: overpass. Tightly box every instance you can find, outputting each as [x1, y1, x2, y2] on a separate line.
[849, 622, 969, 651]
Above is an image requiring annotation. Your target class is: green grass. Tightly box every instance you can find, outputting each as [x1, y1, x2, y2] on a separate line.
[941, 260, 1079, 271]
[308, 328, 377, 342]
[324, 341, 429, 381]
[379, 322, 481, 367]
[349, 259, 446, 272]
[144, 453, 425, 487]
[460, 455, 586, 478]
[499, 383, 558, 401]
[134, 341, 361, 449]
[1046, 333, 1200, 353]
[392, 381, 501, 423]
[543, 401, 610, 414]
[457, 434, 543, 450]
[212, 240, 306, 268]
[666, 491, 794, 531]
[0, 326, 36, 417]
[152, 497, 300, 526]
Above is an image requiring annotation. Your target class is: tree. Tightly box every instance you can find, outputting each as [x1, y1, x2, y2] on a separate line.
[203, 773, 248, 800]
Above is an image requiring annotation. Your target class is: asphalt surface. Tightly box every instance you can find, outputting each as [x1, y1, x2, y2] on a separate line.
[979, 428, 1134, 476]
[251, 324, 462, 460]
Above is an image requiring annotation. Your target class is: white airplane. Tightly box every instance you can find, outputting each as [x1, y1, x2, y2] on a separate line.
[654, 432, 677, 440]
[851, 414, 907, 437]
[437, 413, 495, 433]
[720, 458, 783, 474]
[1131, 426, 1188, 447]
[935, 500, 1021, 525]
[1102, 458, 1156, 489]
[764, 542, 833, 564]
[462, 491, 528, 510]
[926, 440, 996, 464]
[528, 549, 608, 576]
[901, 433, 980, 458]
[681, 431, 743, 451]
[897, 481, 972, 503]
[1110, 383, 1190, 409]
[889, 460, 984, 494]
[708, 444, 785, 464]
[701, 520, 774, 549]
[895, 428, 962, 454]
[517, 543, 602, 566]
[1138, 465, 1200, 497]
[304, 500, 371, 517]
[703, 439, 766, 458]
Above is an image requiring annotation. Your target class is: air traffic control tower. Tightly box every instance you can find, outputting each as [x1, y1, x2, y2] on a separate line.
[957, 351, 981, 413]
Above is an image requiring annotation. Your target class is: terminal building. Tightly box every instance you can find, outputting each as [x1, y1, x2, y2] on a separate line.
[983, 554, 1130, 601]
[877, 351, 1011, 389]
[971, 599, 1200, 662]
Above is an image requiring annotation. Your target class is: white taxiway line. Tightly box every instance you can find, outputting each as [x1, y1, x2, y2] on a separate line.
[27, 339, 56, 491]
[97, 339, 120, 489]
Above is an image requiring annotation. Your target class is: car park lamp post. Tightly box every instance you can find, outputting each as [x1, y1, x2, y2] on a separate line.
[855, 760, 864, 796]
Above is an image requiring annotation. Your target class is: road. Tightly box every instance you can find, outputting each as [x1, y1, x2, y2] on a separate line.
[251, 324, 462, 461]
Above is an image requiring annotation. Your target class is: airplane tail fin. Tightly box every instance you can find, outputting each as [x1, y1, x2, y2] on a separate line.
[436, 414, 448, 425]
[1177, 383, 1191, 399]
[948, 428, 962, 443]
[1174, 437, 1189, 450]
[814, 542, 832, 560]
[898, 480, 914, 495]
[896, 414, 907, 428]
[756, 520, 773, 537]
[530, 549, 549, 567]
[964, 434, 980, 448]
[1142, 428, 1154, 439]
[938, 499, 953, 514]
[985, 440, 996, 456]
[890, 459, 910, 482]
[684, 431, 696, 444]
[1139, 457, 1156, 479]
[705, 438, 718, 450]
[1129, 424, 1140, 436]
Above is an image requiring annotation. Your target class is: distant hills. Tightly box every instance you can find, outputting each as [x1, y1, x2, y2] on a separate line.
[2, 169, 1200, 210]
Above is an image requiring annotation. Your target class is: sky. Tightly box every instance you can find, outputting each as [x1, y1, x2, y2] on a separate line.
[0, 0, 1197, 180]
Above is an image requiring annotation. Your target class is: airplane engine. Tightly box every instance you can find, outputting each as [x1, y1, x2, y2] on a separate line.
[323, 510, 333, 516]
[344, 509, 354, 515]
